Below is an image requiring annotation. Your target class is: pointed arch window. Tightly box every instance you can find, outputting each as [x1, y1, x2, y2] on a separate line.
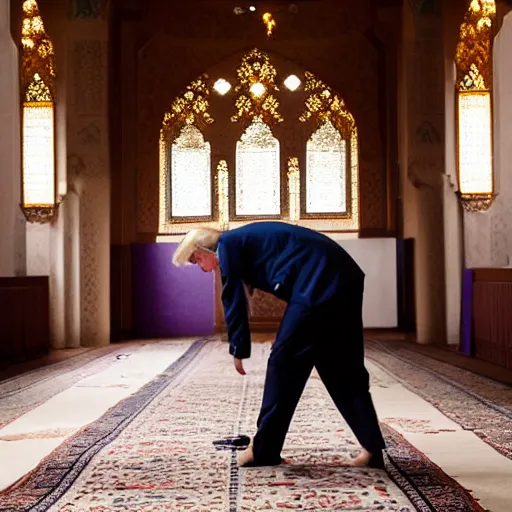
[170, 125, 212, 219]
[159, 75, 214, 230]
[235, 117, 280, 217]
[20, 0, 57, 224]
[299, 72, 359, 228]
[306, 120, 348, 214]
[455, 0, 496, 212]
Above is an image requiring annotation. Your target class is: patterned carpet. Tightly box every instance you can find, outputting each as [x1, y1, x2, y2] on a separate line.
[367, 340, 512, 461]
[0, 340, 484, 512]
[0, 344, 147, 430]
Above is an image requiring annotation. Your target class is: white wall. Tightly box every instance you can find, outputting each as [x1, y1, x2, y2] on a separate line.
[334, 237, 398, 328]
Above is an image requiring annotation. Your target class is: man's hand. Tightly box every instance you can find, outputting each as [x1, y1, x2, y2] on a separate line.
[234, 358, 246, 376]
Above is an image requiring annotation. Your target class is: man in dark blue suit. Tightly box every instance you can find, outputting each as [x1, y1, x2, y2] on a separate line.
[173, 221, 386, 468]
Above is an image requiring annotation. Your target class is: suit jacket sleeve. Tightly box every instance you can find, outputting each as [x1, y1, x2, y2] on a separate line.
[217, 240, 251, 359]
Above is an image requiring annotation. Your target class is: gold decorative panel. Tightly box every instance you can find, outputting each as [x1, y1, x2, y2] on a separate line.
[455, 0, 495, 91]
[231, 49, 283, 126]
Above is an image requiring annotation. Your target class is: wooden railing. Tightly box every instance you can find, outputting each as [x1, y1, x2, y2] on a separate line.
[0, 276, 50, 367]
[472, 268, 512, 370]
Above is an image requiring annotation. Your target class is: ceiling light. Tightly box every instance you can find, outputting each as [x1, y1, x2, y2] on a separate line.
[284, 74, 301, 91]
[213, 78, 232, 95]
[249, 5, 256, 12]
[250, 82, 266, 97]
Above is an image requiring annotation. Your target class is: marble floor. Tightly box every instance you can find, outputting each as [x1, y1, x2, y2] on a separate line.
[1, 339, 511, 511]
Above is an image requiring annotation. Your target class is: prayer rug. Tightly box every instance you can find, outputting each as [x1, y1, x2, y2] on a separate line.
[0, 340, 484, 512]
[367, 340, 512, 461]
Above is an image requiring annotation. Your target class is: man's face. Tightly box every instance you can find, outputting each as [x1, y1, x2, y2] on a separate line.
[190, 248, 219, 272]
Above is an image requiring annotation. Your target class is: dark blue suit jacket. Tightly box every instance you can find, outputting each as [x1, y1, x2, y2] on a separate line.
[217, 222, 364, 359]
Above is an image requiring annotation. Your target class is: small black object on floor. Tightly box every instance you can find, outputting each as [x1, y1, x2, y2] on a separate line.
[213, 434, 251, 451]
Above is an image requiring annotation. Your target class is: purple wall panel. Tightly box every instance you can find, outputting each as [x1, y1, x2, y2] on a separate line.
[460, 268, 474, 356]
[131, 243, 215, 338]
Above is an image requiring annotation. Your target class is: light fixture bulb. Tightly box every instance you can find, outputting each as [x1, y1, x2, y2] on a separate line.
[250, 82, 266, 97]
[213, 78, 232, 95]
[249, 5, 256, 12]
[284, 74, 301, 91]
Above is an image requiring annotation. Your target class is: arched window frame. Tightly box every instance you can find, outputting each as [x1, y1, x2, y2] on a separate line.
[454, 0, 496, 212]
[157, 53, 361, 236]
[159, 75, 216, 232]
[298, 72, 360, 230]
[20, 0, 57, 224]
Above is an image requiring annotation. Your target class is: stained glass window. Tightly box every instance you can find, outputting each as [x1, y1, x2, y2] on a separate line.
[170, 125, 212, 218]
[306, 120, 347, 214]
[235, 117, 280, 216]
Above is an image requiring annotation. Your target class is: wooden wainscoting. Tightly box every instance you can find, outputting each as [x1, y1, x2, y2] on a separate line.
[472, 268, 512, 370]
[0, 276, 50, 367]
[214, 270, 286, 332]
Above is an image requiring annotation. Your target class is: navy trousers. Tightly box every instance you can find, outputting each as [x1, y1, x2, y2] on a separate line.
[251, 278, 386, 465]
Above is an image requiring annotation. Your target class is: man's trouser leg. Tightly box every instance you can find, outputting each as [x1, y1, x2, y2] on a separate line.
[315, 280, 386, 454]
[251, 303, 314, 465]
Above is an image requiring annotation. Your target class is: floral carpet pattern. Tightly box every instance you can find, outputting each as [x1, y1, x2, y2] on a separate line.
[367, 341, 512, 461]
[0, 340, 484, 512]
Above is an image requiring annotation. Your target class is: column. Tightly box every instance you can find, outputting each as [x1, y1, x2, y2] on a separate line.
[66, 9, 111, 347]
[0, 0, 24, 277]
[400, 1, 447, 345]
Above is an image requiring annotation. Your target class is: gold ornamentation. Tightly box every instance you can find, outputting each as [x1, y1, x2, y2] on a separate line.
[458, 193, 496, 212]
[231, 49, 283, 126]
[161, 74, 214, 143]
[455, 0, 495, 91]
[299, 72, 356, 139]
[21, 0, 56, 101]
[287, 157, 300, 223]
[216, 160, 229, 230]
[22, 204, 59, 224]
[25, 73, 52, 102]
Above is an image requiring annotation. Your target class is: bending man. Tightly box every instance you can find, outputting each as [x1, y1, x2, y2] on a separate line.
[172, 221, 386, 468]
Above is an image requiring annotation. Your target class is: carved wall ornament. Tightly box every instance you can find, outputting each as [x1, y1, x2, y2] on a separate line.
[458, 192, 496, 212]
[21, 205, 59, 224]
[415, 120, 442, 145]
[409, 0, 440, 15]
[407, 157, 443, 189]
[70, 0, 107, 19]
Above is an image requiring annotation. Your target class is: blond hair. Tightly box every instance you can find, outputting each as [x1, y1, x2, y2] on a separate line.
[172, 227, 222, 267]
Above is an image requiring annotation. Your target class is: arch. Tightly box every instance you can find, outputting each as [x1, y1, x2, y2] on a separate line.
[157, 49, 361, 234]
[159, 74, 214, 231]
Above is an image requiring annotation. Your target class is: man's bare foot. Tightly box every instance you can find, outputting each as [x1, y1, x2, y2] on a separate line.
[237, 444, 254, 466]
[350, 448, 385, 469]
[351, 448, 373, 467]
